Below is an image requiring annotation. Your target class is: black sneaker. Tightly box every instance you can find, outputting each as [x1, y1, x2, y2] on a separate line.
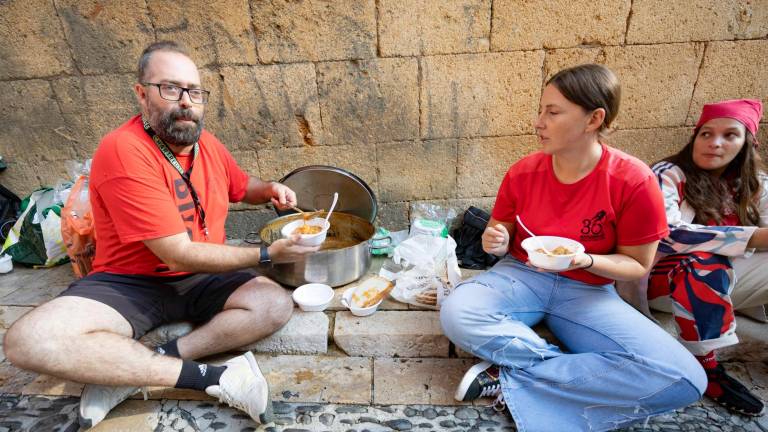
[706, 364, 765, 416]
[455, 361, 501, 401]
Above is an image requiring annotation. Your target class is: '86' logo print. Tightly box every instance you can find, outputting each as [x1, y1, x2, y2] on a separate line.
[580, 210, 606, 242]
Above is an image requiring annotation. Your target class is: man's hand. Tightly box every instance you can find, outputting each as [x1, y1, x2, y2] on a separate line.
[482, 224, 510, 256]
[268, 182, 297, 210]
[267, 235, 319, 263]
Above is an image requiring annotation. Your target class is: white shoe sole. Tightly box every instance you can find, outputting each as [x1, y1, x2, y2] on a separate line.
[244, 351, 274, 424]
[454, 361, 492, 402]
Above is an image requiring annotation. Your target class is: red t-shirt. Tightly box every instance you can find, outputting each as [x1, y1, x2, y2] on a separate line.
[89, 115, 249, 276]
[491, 144, 669, 285]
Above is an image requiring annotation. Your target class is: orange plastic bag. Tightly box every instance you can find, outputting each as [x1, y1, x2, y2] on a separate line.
[61, 174, 95, 278]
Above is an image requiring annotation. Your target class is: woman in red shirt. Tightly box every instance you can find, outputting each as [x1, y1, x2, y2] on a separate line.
[440, 64, 706, 431]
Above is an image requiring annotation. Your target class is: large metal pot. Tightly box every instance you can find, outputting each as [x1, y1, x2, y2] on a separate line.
[258, 211, 375, 287]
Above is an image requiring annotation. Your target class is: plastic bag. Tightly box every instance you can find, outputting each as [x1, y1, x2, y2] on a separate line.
[2, 187, 69, 267]
[383, 234, 462, 309]
[409, 203, 457, 238]
[61, 160, 95, 278]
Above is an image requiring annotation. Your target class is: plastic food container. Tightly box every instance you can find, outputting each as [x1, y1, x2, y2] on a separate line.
[281, 218, 331, 246]
[521, 236, 585, 271]
[341, 286, 383, 317]
[292, 283, 334, 312]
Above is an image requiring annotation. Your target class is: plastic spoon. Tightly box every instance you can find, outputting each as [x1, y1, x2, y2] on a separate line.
[324, 192, 339, 224]
[516, 215, 553, 256]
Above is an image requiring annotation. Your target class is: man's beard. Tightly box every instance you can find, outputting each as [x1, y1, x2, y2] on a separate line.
[149, 107, 204, 147]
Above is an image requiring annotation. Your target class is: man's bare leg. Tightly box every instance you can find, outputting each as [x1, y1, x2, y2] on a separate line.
[3, 296, 181, 387]
[174, 276, 293, 360]
[3, 276, 292, 383]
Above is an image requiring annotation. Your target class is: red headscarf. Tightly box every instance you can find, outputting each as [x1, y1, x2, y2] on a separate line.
[696, 98, 763, 136]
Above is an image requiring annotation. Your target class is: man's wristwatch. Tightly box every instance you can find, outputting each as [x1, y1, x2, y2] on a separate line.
[259, 246, 272, 265]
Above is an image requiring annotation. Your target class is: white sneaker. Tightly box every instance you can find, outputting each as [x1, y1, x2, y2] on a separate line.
[205, 351, 273, 424]
[78, 384, 141, 429]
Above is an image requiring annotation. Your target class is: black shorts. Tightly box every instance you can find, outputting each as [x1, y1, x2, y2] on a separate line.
[58, 270, 258, 339]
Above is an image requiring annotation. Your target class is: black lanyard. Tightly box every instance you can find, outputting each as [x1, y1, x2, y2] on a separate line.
[141, 117, 209, 239]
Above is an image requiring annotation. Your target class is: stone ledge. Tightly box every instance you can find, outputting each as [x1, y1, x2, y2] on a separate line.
[373, 358, 477, 405]
[139, 309, 329, 355]
[334, 311, 449, 358]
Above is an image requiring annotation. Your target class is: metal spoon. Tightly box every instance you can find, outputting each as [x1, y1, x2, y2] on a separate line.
[516, 215, 553, 256]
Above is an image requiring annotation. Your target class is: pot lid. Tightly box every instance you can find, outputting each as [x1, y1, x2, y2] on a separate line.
[277, 165, 377, 222]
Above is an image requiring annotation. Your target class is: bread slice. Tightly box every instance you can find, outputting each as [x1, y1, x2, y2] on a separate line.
[351, 276, 395, 308]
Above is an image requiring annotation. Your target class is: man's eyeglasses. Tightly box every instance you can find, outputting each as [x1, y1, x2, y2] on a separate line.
[142, 83, 210, 104]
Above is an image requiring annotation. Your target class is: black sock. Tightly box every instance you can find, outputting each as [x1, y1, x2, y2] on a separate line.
[156, 339, 181, 358]
[174, 360, 227, 391]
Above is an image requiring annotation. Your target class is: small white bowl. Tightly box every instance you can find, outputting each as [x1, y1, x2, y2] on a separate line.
[292, 283, 334, 312]
[521, 236, 585, 271]
[0, 254, 12, 274]
[281, 218, 331, 247]
[341, 286, 383, 317]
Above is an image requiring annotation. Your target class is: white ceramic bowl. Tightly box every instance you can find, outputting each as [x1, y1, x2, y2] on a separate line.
[341, 286, 383, 317]
[0, 254, 12, 274]
[281, 217, 331, 246]
[521, 236, 585, 271]
[292, 283, 334, 312]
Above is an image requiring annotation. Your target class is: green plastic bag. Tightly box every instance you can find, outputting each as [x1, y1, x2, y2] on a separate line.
[2, 187, 69, 267]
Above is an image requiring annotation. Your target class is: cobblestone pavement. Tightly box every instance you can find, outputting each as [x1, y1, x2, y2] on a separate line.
[3, 263, 768, 431]
[2, 390, 768, 432]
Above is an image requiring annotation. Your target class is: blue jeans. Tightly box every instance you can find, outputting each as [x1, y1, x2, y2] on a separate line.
[440, 258, 706, 432]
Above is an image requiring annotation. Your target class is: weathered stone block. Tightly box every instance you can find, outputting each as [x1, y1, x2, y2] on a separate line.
[228, 150, 260, 179]
[245, 310, 329, 354]
[0, 265, 74, 306]
[257, 144, 377, 194]
[147, 0, 258, 67]
[491, 0, 630, 50]
[317, 58, 419, 145]
[139, 310, 328, 354]
[687, 40, 768, 126]
[0, 360, 38, 394]
[91, 400, 162, 431]
[1, 80, 71, 165]
[457, 135, 538, 198]
[544, 44, 704, 129]
[334, 311, 449, 357]
[609, 128, 691, 165]
[421, 52, 544, 139]
[0, 0, 73, 79]
[21, 374, 83, 397]
[379, 0, 491, 56]
[373, 358, 476, 405]
[51, 74, 139, 159]
[225, 208, 276, 240]
[0, 306, 33, 329]
[377, 140, 457, 202]
[216, 64, 323, 149]
[627, 0, 768, 44]
[376, 201, 410, 231]
[56, 0, 154, 74]
[254, 354, 372, 404]
[252, 0, 377, 63]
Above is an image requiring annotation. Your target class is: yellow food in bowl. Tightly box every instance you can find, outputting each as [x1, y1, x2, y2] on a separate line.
[536, 246, 573, 256]
[293, 224, 323, 235]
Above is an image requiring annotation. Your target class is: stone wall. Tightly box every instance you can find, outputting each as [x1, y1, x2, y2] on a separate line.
[0, 0, 766, 236]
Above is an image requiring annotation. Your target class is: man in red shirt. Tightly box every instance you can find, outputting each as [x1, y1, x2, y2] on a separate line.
[4, 41, 316, 428]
